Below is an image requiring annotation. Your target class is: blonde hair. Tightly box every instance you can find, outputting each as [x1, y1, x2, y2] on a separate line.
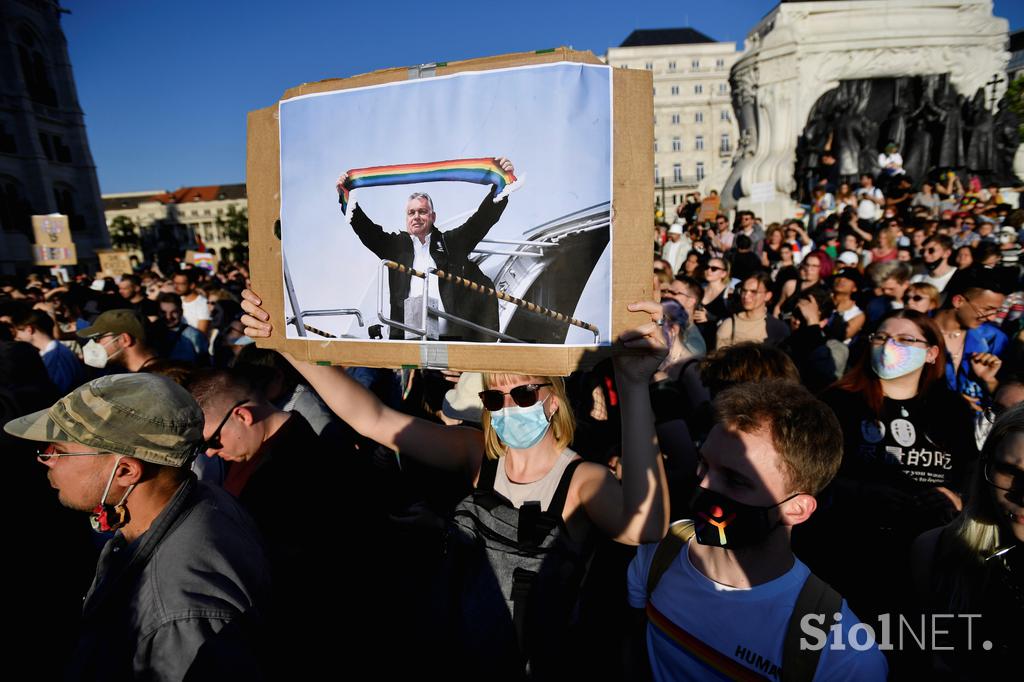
[480, 373, 575, 460]
[938, 403, 1024, 610]
[906, 282, 940, 310]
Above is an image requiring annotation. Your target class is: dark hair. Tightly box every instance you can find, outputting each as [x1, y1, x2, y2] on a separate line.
[923, 234, 953, 252]
[831, 309, 945, 416]
[120, 274, 142, 287]
[798, 286, 834, 319]
[735, 234, 753, 251]
[156, 292, 183, 309]
[743, 271, 773, 292]
[700, 342, 801, 397]
[673, 274, 703, 300]
[173, 268, 198, 284]
[10, 308, 55, 337]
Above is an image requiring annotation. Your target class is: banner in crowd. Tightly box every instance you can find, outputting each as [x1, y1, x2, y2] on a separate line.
[186, 250, 217, 273]
[96, 249, 133, 276]
[31, 214, 77, 266]
[247, 48, 652, 374]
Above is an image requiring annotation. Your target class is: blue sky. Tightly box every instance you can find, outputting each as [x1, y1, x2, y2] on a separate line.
[61, 0, 1024, 194]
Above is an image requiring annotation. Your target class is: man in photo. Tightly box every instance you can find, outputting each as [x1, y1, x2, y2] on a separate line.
[336, 157, 515, 342]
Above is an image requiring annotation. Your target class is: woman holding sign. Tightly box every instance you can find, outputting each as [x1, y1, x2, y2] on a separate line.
[240, 289, 669, 678]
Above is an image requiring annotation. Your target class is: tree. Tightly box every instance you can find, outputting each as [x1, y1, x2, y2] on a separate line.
[109, 215, 140, 250]
[216, 204, 248, 262]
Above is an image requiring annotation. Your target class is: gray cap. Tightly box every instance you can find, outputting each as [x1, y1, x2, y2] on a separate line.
[4, 373, 205, 467]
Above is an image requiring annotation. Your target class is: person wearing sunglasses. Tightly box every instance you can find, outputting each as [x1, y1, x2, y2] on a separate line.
[238, 288, 669, 676]
[3, 373, 271, 680]
[910, 234, 957, 293]
[796, 310, 978, 624]
[774, 250, 832, 320]
[903, 282, 940, 315]
[910, 402, 1024, 677]
[694, 256, 732, 349]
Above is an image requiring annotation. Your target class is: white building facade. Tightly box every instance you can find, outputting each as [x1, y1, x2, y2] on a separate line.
[606, 28, 742, 220]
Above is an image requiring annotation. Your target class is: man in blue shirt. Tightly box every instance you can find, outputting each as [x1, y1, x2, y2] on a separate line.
[11, 307, 85, 393]
[156, 292, 209, 365]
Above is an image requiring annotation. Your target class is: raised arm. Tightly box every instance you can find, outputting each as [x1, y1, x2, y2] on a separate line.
[240, 290, 484, 475]
[574, 302, 671, 545]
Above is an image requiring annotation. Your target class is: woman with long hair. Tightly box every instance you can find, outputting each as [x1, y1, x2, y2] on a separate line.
[238, 290, 669, 677]
[693, 256, 732, 349]
[869, 224, 900, 264]
[796, 310, 978, 622]
[910, 404, 1024, 677]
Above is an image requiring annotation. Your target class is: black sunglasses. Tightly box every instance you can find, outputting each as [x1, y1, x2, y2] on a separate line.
[904, 294, 928, 303]
[478, 383, 552, 412]
[204, 399, 247, 451]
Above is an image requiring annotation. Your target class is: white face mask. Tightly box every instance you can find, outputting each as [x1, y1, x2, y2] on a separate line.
[82, 338, 122, 369]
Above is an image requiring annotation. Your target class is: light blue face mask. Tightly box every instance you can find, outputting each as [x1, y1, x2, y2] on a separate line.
[490, 397, 552, 449]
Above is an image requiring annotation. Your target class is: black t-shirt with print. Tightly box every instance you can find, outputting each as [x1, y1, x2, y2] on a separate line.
[821, 384, 978, 493]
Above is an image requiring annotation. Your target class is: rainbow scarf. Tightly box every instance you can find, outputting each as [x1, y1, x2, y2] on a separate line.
[338, 157, 517, 214]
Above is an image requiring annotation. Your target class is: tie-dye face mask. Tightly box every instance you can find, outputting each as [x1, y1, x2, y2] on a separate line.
[871, 342, 928, 380]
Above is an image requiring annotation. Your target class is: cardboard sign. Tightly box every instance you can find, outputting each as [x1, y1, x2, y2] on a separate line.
[33, 243, 77, 266]
[49, 267, 70, 284]
[698, 196, 721, 222]
[247, 48, 652, 374]
[96, 249, 134, 277]
[32, 214, 73, 247]
[186, 250, 217, 273]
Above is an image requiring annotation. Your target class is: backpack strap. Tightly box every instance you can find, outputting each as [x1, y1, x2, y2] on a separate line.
[646, 520, 695, 598]
[546, 458, 584, 518]
[476, 457, 499, 494]
[781, 573, 842, 682]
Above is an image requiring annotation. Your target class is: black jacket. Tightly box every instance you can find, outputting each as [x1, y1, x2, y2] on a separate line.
[350, 188, 508, 341]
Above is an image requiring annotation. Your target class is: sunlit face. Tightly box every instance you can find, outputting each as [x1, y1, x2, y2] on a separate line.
[705, 259, 728, 283]
[954, 291, 1005, 330]
[664, 282, 698, 317]
[799, 256, 821, 283]
[955, 247, 973, 269]
[922, 242, 950, 265]
[697, 423, 792, 507]
[880, 277, 908, 301]
[739, 279, 769, 313]
[37, 441, 115, 512]
[201, 404, 259, 463]
[485, 375, 557, 418]
[903, 290, 935, 314]
[405, 196, 435, 241]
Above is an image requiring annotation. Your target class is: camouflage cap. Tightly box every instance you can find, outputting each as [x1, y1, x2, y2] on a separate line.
[3, 373, 204, 467]
[78, 309, 147, 342]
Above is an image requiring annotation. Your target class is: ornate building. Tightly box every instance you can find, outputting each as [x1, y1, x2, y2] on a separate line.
[0, 0, 108, 275]
[606, 28, 742, 219]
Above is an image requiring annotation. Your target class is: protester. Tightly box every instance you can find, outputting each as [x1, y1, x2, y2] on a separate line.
[10, 306, 86, 393]
[716, 271, 788, 349]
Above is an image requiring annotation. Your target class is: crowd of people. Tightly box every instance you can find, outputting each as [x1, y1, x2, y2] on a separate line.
[2, 166, 1024, 680]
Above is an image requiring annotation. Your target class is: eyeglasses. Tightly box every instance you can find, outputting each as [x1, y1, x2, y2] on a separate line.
[204, 399, 248, 451]
[478, 383, 552, 412]
[904, 294, 929, 304]
[667, 288, 695, 299]
[706, 265, 726, 273]
[983, 459, 1024, 492]
[36, 445, 114, 462]
[866, 332, 929, 348]
[964, 299, 999, 321]
[924, 247, 943, 255]
[800, 262, 820, 269]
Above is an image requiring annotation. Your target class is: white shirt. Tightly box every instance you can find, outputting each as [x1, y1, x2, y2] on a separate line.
[662, 239, 687, 274]
[40, 339, 59, 357]
[627, 538, 888, 682]
[406, 235, 447, 338]
[856, 187, 883, 221]
[181, 294, 210, 330]
[911, 266, 957, 293]
[877, 152, 904, 175]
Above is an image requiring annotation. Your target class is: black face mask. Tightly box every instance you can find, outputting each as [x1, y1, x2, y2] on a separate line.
[690, 487, 799, 549]
[924, 258, 944, 272]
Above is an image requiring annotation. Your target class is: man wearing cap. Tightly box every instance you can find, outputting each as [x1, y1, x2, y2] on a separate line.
[661, 223, 688, 274]
[77, 308, 159, 372]
[3, 373, 271, 679]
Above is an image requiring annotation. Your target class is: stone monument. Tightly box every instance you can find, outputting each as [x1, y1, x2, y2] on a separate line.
[721, 0, 1012, 221]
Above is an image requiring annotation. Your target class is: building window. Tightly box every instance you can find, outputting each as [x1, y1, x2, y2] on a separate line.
[696, 162, 706, 181]
[695, 111, 704, 124]
[721, 109, 731, 122]
[673, 164, 682, 183]
[0, 175, 31, 235]
[672, 137, 681, 152]
[645, 62, 653, 70]
[668, 61, 676, 71]
[691, 59, 700, 69]
[719, 83, 728, 94]
[53, 183, 83, 231]
[654, 139, 659, 152]
[671, 113, 680, 125]
[694, 84, 703, 95]
[653, 87, 657, 96]
[671, 85, 679, 96]
[654, 165, 659, 183]
[716, 58, 725, 69]
[721, 133, 731, 152]
[695, 135, 704, 151]
[16, 26, 57, 107]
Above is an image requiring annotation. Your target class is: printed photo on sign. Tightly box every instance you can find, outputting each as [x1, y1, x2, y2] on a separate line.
[278, 62, 612, 346]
